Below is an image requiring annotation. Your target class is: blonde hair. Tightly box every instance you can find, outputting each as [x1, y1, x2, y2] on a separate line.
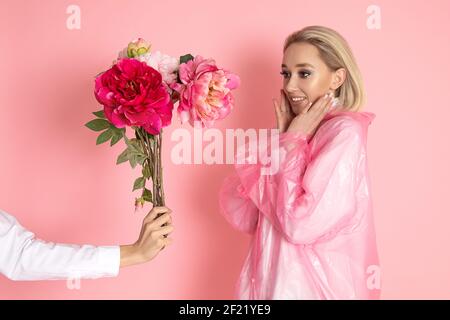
[283, 25, 366, 111]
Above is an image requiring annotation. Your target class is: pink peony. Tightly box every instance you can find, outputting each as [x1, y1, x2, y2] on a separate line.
[171, 55, 240, 127]
[94, 58, 173, 135]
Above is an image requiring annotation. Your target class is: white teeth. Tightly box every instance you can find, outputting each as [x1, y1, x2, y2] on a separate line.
[291, 97, 306, 102]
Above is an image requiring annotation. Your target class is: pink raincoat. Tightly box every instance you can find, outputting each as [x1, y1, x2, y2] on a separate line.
[219, 109, 381, 299]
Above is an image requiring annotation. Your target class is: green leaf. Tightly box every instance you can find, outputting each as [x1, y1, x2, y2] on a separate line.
[110, 133, 121, 146]
[110, 127, 124, 146]
[133, 177, 145, 191]
[112, 127, 124, 136]
[92, 110, 106, 119]
[125, 138, 146, 157]
[116, 148, 129, 165]
[111, 127, 124, 135]
[124, 136, 144, 168]
[142, 165, 151, 179]
[129, 155, 137, 169]
[85, 119, 111, 132]
[136, 155, 146, 165]
[96, 129, 113, 145]
[130, 139, 143, 151]
[143, 188, 152, 203]
[180, 54, 194, 64]
[123, 133, 130, 144]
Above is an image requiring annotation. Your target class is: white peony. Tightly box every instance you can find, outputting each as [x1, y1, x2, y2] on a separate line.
[137, 51, 179, 87]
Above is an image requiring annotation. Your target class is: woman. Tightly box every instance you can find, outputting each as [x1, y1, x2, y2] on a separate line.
[219, 25, 380, 299]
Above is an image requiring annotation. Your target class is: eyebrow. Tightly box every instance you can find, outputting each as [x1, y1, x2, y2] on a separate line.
[281, 63, 315, 69]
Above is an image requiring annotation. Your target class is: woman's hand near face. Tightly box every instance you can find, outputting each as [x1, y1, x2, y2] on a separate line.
[273, 89, 295, 133]
[286, 92, 334, 136]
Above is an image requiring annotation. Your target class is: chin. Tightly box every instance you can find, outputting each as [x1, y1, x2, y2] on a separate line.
[288, 105, 298, 115]
[291, 106, 303, 115]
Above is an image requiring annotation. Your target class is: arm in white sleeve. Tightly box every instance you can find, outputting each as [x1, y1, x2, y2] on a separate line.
[0, 209, 120, 281]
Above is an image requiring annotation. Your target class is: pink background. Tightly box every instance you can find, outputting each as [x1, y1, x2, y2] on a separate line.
[1, 0, 449, 299]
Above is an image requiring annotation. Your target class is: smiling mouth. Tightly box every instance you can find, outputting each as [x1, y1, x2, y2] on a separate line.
[290, 96, 307, 104]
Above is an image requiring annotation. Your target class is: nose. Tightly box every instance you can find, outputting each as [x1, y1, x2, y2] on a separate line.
[285, 76, 300, 94]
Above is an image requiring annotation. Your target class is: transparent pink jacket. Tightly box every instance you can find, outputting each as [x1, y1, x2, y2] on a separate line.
[219, 110, 381, 299]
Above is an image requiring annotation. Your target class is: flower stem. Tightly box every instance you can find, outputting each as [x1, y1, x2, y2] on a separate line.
[134, 127, 165, 209]
[159, 130, 165, 206]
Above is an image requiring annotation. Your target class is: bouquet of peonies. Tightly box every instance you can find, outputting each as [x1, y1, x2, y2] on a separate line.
[85, 38, 240, 211]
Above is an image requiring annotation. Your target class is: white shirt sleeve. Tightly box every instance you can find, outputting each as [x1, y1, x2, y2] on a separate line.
[0, 209, 120, 281]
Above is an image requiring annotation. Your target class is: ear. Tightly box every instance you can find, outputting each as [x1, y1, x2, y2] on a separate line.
[330, 68, 346, 90]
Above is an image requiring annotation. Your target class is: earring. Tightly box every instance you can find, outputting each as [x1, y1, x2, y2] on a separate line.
[331, 97, 340, 108]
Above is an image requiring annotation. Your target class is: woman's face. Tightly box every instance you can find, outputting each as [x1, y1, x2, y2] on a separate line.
[281, 42, 345, 115]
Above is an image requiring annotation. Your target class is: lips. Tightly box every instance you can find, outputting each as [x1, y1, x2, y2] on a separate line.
[289, 96, 307, 104]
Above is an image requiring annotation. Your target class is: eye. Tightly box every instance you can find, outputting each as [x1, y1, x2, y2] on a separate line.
[279, 70, 312, 79]
[299, 71, 311, 78]
[280, 71, 289, 79]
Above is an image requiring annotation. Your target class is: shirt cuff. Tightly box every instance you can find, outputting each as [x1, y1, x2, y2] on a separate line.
[96, 245, 120, 278]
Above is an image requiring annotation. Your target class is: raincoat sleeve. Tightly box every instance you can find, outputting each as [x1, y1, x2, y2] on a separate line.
[219, 170, 259, 234]
[235, 118, 364, 245]
[0, 209, 120, 281]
